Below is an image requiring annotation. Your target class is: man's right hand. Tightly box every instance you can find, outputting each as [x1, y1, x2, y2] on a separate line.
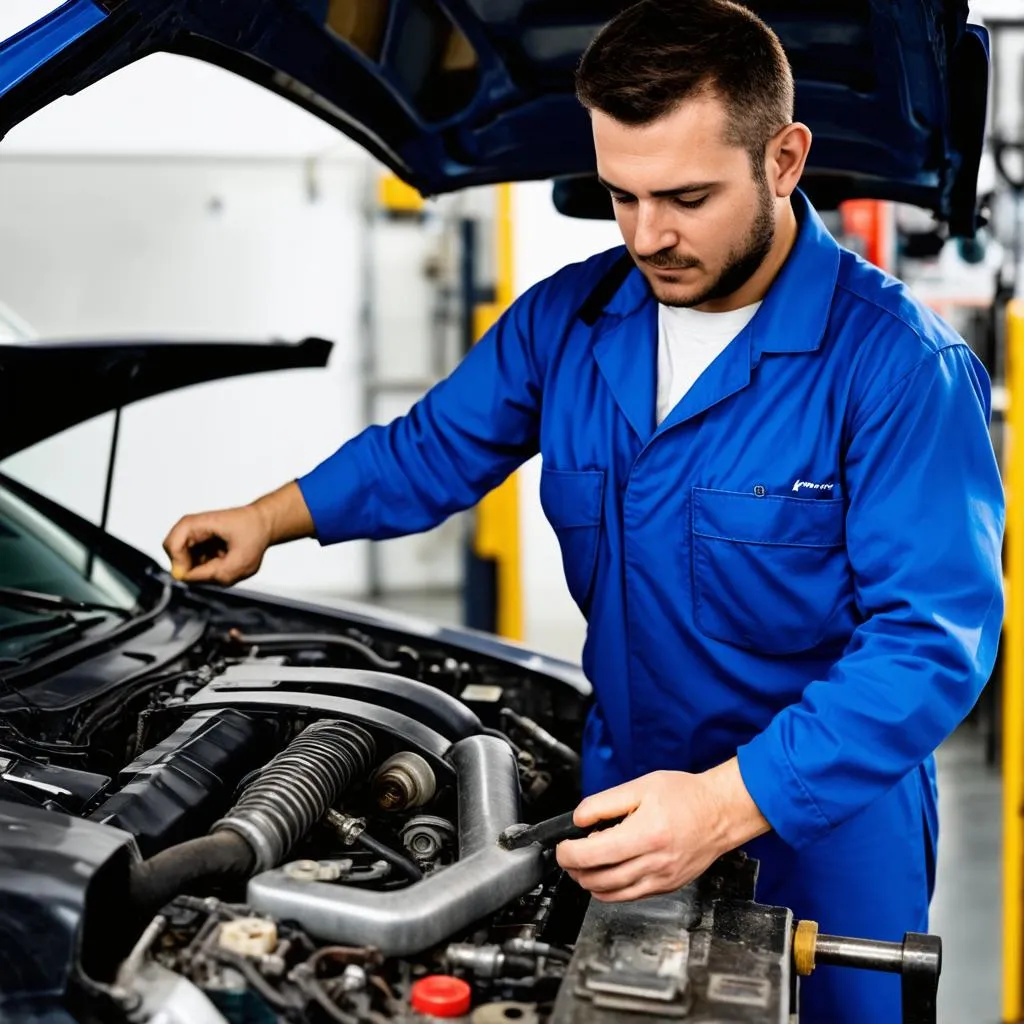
[162, 481, 315, 586]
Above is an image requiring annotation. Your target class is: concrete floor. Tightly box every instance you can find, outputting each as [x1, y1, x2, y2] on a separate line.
[361, 588, 1003, 1024]
[931, 726, 1002, 1023]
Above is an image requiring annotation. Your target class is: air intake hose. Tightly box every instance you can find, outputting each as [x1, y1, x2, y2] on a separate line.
[128, 720, 375, 915]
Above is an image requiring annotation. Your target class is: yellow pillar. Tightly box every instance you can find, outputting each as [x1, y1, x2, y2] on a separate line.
[473, 184, 523, 641]
[1004, 298, 1024, 1023]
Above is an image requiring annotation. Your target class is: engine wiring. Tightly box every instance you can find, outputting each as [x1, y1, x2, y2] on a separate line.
[226, 628, 406, 672]
[141, 883, 575, 1024]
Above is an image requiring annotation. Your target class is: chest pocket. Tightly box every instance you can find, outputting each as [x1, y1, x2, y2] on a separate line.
[540, 468, 605, 612]
[691, 487, 848, 655]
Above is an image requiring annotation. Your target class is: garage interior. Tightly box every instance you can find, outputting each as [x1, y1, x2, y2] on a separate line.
[0, 1, 1020, 1022]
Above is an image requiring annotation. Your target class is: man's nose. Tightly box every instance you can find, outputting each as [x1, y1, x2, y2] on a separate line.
[633, 202, 678, 258]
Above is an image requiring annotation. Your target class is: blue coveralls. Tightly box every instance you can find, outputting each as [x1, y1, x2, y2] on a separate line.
[298, 189, 1004, 1022]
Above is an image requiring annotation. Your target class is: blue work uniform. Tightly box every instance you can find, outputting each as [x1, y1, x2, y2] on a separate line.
[298, 189, 1004, 1023]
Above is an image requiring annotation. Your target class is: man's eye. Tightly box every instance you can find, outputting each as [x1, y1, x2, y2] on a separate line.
[674, 196, 708, 210]
[611, 194, 636, 205]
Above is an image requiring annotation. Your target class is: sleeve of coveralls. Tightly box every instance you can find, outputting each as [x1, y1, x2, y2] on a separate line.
[736, 343, 1005, 850]
[296, 284, 545, 544]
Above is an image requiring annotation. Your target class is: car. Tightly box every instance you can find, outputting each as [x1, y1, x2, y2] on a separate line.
[0, 3, 989, 1023]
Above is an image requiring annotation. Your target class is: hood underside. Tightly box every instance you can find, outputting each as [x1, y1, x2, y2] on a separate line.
[0, 336, 332, 459]
[0, 1, 989, 234]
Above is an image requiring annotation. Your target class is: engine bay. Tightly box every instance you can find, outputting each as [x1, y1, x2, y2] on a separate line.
[0, 591, 595, 1023]
[0, 590, 939, 1024]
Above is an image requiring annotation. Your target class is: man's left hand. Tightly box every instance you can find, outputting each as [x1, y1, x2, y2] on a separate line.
[555, 758, 770, 903]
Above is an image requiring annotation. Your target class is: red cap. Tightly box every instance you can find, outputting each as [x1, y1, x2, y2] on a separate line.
[410, 975, 472, 1017]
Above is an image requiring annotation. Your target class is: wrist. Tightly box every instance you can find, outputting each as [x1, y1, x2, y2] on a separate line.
[249, 495, 277, 546]
[250, 481, 314, 546]
[702, 757, 771, 852]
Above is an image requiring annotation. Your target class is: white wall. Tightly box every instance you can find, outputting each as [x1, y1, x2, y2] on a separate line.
[971, 0, 1024, 21]
[512, 182, 621, 659]
[0, 155, 370, 593]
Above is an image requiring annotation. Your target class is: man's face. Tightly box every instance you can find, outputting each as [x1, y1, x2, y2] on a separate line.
[592, 93, 777, 310]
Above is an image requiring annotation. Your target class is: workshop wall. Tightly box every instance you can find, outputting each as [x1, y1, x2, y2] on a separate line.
[0, 154, 371, 593]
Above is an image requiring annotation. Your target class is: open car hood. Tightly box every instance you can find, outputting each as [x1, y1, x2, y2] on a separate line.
[0, 1, 989, 234]
[0, 336, 331, 459]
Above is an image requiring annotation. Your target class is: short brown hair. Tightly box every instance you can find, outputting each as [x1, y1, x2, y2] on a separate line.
[575, 0, 794, 178]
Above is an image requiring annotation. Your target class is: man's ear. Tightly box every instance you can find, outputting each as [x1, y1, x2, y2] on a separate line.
[767, 122, 812, 198]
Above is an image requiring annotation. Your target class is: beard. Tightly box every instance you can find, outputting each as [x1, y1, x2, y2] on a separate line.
[644, 180, 776, 309]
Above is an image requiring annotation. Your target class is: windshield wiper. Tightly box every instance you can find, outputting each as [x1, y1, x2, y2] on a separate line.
[0, 586, 133, 618]
[0, 613, 112, 669]
[0, 613, 79, 643]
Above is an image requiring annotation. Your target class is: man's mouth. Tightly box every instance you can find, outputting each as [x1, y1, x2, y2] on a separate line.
[649, 264, 700, 277]
[645, 259, 701, 273]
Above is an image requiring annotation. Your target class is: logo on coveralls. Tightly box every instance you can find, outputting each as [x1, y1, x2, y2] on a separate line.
[792, 480, 835, 494]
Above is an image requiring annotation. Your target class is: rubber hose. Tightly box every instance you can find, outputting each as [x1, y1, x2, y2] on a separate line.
[128, 830, 255, 916]
[354, 831, 423, 882]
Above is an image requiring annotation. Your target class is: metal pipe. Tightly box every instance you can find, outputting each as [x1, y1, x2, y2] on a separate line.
[115, 914, 166, 991]
[815, 935, 905, 973]
[452, 732, 519, 857]
[246, 736, 545, 956]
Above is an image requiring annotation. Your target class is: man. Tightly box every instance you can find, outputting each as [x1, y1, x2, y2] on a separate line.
[164, 2, 1004, 1020]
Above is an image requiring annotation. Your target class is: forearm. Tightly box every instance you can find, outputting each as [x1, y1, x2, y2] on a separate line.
[702, 756, 771, 851]
[251, 480, 315, 546]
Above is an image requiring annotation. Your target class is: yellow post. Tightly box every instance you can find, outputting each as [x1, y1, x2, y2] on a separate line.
[1004, 298, 1024, 1023]
[377, 172, 425, 214]
[473, 183, 523, 641]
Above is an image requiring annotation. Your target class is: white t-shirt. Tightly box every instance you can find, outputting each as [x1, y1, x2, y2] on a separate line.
[656, 301, 762, 425]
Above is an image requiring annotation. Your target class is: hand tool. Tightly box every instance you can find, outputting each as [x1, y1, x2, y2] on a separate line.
[497, 810, 628, 851]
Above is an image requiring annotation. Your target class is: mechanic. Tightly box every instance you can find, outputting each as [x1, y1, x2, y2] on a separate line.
[163, 2, 1004, 1021]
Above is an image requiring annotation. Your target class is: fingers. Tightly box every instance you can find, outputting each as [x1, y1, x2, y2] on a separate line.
[565, 859, 670, 903]
[162, 512, 251, 586]
[556, 815, 643, 871]
[567, 853, 660, 895]
[179, 559, 227, 584]
[163, 518, 212, 580]
[590, 879, 660, 904]
[573, 779, 642, 828]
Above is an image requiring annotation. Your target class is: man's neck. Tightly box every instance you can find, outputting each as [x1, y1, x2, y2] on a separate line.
[695, 200, 798, 313]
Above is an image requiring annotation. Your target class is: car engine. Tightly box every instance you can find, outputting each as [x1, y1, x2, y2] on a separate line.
[0, 592, 599, 1024]
[0, 591, 941, 1024]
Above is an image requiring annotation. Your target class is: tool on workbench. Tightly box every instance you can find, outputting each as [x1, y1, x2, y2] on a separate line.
[497, 810, 628, 850]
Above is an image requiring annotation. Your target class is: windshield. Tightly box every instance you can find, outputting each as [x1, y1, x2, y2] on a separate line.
[0, 300, 35, 342]
[0, 483, 139, 662]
